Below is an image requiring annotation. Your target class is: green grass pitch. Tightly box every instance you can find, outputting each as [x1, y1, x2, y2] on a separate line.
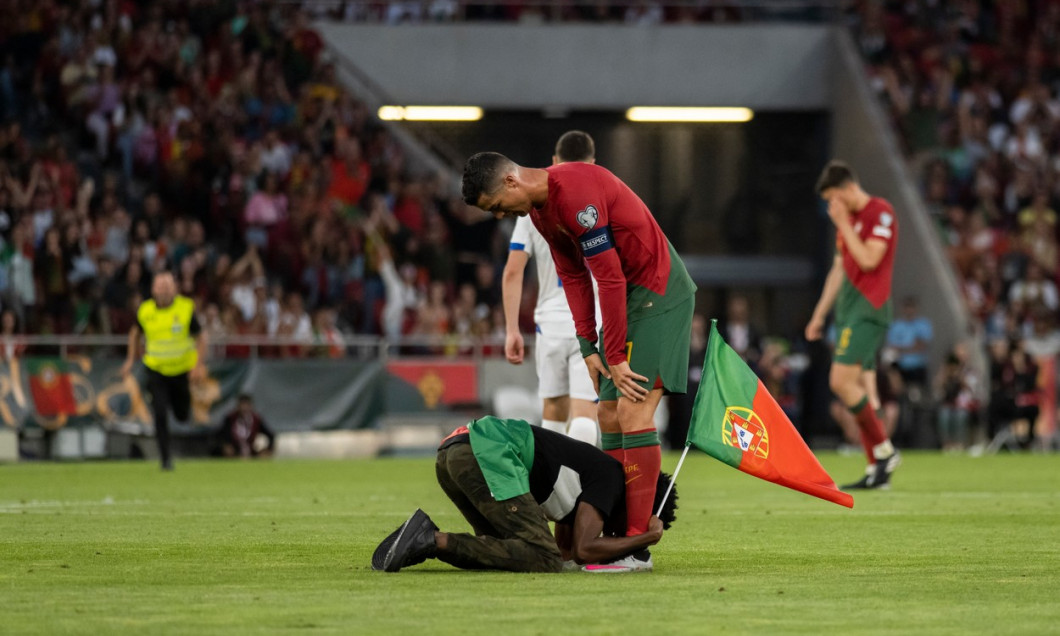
[2, 451, 1058, 635]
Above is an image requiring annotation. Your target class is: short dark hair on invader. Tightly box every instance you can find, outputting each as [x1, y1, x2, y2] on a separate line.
[555, 130, 595, 163]
[462, 152, 514, 206]
[653, 472, 679, 530]
[815, 160, 858, 194]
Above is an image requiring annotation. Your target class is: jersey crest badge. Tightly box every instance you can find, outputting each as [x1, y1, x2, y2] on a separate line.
[880, 212, 893, 227]
[576, 205, 599, 229]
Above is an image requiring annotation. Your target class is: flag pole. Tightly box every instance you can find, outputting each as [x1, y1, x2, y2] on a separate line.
[655, 444, 691, 517]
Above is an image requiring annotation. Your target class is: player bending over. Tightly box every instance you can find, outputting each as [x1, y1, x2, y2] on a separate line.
[462, 152, 696, 571]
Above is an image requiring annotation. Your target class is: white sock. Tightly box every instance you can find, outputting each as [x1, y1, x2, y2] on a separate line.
[872, 440, 895, 460]
[567, 417, 599, 447]
[541, 419, 567, 434]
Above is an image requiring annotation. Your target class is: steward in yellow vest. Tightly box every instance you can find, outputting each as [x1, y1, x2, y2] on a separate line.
[122, 272, 207, 470]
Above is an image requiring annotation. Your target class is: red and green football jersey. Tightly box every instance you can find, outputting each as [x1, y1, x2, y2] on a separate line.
[529, 163, 696, 366]
[836, 196, 897, 323]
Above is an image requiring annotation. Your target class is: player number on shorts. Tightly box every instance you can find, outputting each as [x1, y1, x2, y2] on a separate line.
[838, 327, 852, 354]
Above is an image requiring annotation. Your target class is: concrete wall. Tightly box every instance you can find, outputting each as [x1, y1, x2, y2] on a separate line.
[317, 23, 832, 110]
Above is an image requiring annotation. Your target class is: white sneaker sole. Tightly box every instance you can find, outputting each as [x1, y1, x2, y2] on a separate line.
[582, 561, 653, 573]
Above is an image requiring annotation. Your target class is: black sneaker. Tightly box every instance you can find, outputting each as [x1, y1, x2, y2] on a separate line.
[371, 524, 406, 571]
[383, 509, 438, 572]
[842, 452, 901, 491]
[869, 451, 901, 490]
[841, 473, 874, 491]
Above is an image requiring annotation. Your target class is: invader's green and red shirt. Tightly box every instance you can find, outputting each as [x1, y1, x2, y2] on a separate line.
[529, 162, 696, 367]
[836, 196, 897, 324]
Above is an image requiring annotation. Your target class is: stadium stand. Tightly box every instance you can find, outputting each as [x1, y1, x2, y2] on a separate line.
[0, 0, 508, 352]
[1, 1, 1055, 450]
[849, 0, 1058, 449]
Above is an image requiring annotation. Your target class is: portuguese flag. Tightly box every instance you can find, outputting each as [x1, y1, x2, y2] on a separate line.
[686, 321, 853, 508]
[26, 358, 78, 417]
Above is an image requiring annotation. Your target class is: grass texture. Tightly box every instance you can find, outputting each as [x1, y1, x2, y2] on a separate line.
[2, 451, 1058, 635]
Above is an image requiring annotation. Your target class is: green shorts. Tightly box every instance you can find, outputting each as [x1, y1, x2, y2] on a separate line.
[599, 296, 694, 401]
[834, 319, 889, 370]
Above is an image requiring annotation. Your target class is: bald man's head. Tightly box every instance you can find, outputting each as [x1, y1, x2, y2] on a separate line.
[152, 271, 177, 307]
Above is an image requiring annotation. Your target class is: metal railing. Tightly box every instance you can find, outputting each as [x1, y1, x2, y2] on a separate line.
[301, 0, 846, 22]
[0, 334, 526, 363]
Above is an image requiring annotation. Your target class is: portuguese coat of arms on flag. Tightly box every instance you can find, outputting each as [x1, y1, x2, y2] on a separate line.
[686, 321, 853, 508]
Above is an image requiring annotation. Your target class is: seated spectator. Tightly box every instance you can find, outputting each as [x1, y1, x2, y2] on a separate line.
[312, 305, 345, 358]
[1008, 262, 1058, 314]
[244, 171, 288, 251]
[885, 296, 933, 388]
[221, 394, 275, 458]
[933, 343, 979, 452]
[988, 338, 1040, 448]
[275, 290, 313, 357]
[718, 294, 763, 367]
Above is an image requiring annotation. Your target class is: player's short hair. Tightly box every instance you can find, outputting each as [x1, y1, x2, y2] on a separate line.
[654, 472, 679, 530]
[462, 152, 515, 206]
[555, 130, 595, 163]
[815, 160, 858, 194]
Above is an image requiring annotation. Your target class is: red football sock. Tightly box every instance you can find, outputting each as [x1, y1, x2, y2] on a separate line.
[850, 398, 888, 462]
[622, 429, 661, 536]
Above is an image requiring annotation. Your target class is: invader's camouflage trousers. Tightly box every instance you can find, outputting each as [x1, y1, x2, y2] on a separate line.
[434, 442, 563, 573]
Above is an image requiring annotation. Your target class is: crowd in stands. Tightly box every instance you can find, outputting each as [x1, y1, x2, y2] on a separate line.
[1, 1, 1055, 448]
[851, 0, 1059, 448]
[0, 0, 514, 358]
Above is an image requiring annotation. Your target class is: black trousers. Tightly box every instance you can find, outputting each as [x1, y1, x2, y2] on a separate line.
[146, 369, 191, 466]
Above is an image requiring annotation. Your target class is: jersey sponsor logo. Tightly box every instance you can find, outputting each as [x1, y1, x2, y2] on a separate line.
[721, 407, 769, 459]
[576, 205, 599, 229]
[872, 226, 893, 239]
[579, 225, 613, 257]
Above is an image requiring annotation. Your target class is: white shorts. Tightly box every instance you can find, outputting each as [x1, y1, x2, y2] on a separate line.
[534, 332, 598, 402]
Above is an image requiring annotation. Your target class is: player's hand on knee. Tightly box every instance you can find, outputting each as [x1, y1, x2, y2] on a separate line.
[611, 361, 648, 402]
[584, 354, 609, 396]
[505, 332, 524, 364]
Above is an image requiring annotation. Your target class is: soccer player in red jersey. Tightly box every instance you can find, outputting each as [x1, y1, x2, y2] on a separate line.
[806, 161, 902, 490]
[462, 152, 696, 571]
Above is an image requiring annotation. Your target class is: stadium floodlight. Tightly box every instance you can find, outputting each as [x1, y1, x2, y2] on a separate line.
[377, 106, 484, 121]
[625, 107, 754, 123]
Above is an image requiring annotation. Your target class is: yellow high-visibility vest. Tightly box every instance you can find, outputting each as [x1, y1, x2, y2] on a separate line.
[137, 296, 198, 376]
